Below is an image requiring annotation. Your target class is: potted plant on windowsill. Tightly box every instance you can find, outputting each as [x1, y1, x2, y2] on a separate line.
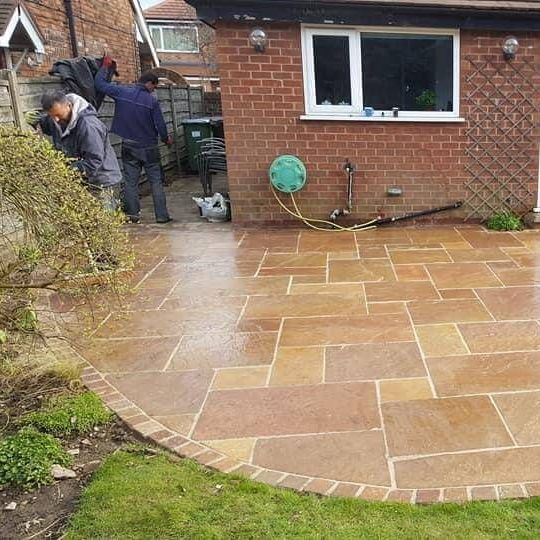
[415, 90, 437, 111]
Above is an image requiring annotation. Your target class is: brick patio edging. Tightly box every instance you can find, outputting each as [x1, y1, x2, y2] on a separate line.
[79, 364, 540, 504]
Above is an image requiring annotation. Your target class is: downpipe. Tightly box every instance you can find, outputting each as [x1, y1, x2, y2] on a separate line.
[329, 159, 355, 221]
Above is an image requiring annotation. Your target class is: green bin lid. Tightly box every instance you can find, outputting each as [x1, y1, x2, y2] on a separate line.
[269, 155, 307, 193]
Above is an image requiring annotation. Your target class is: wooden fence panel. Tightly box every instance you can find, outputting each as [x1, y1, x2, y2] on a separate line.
[0, 72, 207, 174]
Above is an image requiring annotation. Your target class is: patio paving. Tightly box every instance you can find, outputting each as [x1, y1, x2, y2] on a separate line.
[58, 197, 540, 502]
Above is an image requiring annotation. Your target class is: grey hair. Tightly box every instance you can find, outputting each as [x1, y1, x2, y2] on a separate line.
[41, 90, 69, 111]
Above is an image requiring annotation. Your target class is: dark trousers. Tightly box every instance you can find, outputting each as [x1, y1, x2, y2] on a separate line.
[121, 142, 170, 222]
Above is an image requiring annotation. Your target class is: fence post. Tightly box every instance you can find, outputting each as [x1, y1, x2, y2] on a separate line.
[6, 70, 25, 129]
[187, 87, 193, 118]
[169, 84, 181, 173]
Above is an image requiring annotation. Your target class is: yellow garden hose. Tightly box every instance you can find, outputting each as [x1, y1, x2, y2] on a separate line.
[271, 184, 378, 232]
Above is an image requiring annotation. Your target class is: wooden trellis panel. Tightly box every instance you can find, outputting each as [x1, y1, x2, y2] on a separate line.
[464, 56, 540, 219]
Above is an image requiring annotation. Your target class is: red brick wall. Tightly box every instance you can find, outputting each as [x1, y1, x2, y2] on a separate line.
[20, 0, 140, 82]
[216, 22, 540, 225]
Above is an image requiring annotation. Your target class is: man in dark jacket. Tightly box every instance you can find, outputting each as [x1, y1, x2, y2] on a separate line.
[95, 63, 172, 224]
[33, 90, 122, 211]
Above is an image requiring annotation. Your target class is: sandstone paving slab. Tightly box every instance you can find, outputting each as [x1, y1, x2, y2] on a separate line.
[357, 246, 388, 258]
[244, 293, 367, 319]
[170, 276, 290, 297]
[192, 382, 378, 440]
[153, 414, 197, 436]
[355, 228, 413, 243]
[169, 332, 277, 370]
[269, 347, 324, 386]
[408, 299, 492, 325]
[291, 275, 327, 284]
[458, 230, 524, 248]
[407, 229, 467, 244]
[106, 370, 213, 416]
[506, 253, 540, 268]
[253, 431, 390, 485]
[428, 351, 540, 396]
[118, 288, 172, 310]
[447, 248, 510, 263]
[299, 232, 356, 253]
[196, 247, 267, 263]
[289, 283, 365, 295]
[212, 367, 270, 389]
[236, 318, 281, 332]
[325, 342, 425, 382]
[383, 396, 513, 457]
[328, 259, 395, 283]
[240, 232, 299, 251]
[458, 321, 540, 353]
[367, 302, 407, 314]
[426, 263, 501, 289]
[204, 438, 256, 461]
[394, 265, 430, 282]
[494, 391, 540, 445]
[258, 267, 326, 277]
[280, 313, 414, 347]
[438, 288, 476, 299]
[81, 337, 179, 372]
[415, 324, 468, 357]
[490, 267, 540, 286]
[364, 281, 439, 302]
[389, 249, 451, 265]
[395, 447, 540, 489]
[261, 253, 327, 268]
[379, 379, 433, 402]
[94, 306, 241, 338]
[475, 286, 540, 320]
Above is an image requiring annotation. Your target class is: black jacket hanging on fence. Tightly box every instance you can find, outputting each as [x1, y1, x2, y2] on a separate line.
[49, 57, 117, 111]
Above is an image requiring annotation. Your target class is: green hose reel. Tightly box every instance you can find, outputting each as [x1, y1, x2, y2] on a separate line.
[269, 155, 307, 193]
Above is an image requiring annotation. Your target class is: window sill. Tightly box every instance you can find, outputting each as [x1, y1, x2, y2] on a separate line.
[299, 115, 465, 123]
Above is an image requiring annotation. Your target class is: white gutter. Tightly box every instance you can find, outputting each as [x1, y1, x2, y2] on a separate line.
[130, 0, 160, 67]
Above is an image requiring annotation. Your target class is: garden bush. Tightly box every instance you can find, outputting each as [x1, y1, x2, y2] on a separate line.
[21, 391, 112, 436]
[486, 211, 523, 231]
[0, 126, 133, 356]
[0, 427, 71, 488]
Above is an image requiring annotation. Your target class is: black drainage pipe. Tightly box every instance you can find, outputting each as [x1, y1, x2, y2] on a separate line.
[64, 0, 79, 57]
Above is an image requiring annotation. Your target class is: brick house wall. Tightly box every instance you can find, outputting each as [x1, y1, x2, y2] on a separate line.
[216, 21, 540, 225]
[19, 0, 141, 82]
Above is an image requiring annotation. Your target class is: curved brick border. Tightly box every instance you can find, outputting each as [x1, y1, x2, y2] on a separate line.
[79, 363, 540, 504]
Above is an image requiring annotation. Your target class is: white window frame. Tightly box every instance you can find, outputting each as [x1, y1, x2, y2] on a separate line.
[150, 24, 199, 53]
[301, 25, 461, 122]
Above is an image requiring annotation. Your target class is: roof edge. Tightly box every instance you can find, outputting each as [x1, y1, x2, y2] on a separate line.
[186, 0, 540, 31]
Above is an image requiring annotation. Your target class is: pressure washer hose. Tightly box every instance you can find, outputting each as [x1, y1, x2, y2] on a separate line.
[271, 184, 378, 232]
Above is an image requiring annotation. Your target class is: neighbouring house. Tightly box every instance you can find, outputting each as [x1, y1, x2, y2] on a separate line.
[0, 0, 159, 82]
[188, 0, 540, 225]
[144, 0, 218, 90]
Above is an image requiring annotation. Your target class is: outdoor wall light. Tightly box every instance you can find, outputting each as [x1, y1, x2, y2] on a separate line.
[502, 36, 519, 60]
[249, 28, 267, 52]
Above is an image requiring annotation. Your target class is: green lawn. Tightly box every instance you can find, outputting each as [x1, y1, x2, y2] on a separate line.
[66, 449, 540, 540]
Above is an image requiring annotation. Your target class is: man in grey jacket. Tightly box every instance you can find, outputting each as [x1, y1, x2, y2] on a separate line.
[32, 90, 122, 211]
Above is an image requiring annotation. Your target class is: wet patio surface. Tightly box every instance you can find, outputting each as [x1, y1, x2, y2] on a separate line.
[72, 214, 540, 503]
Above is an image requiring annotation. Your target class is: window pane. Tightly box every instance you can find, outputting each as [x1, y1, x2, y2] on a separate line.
[162, 27, 198, 52]
[150, 27, 162, 49]
[361, 33, 453, 112]
[313, 35, 351, 106]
